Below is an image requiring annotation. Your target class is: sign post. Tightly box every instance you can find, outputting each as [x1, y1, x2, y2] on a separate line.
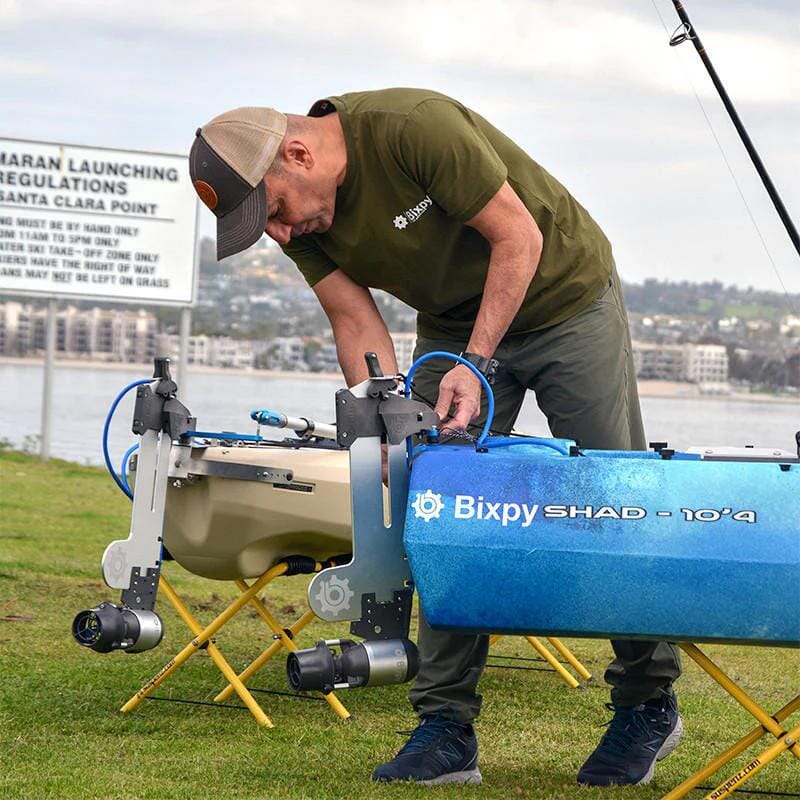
[177, 305, 192, 400]
[40, 297, 56, 461]
[0, 137, 199, 460]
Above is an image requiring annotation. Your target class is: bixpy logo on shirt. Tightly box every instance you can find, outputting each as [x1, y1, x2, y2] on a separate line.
[393, 194, 433, 230]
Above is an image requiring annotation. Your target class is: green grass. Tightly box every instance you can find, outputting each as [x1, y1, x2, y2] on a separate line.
[0, 451, 797, 799]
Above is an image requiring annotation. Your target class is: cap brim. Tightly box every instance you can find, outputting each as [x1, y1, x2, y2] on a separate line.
[216, 182, 268, 260]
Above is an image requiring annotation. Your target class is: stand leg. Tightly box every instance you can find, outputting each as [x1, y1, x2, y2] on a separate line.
[490, 634, 592, 688]
[700, 721, 800, 800]
[660, 645, 800, 800]
[546, 637, 593, 682]
[525, 636, 580, 689]
[213, 578, 351, 721]
[120, 566, 288, 725]
[214, 610, 316, 702]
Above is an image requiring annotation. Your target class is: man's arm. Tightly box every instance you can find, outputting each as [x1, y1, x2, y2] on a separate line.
[435, 181, 543, 430]
[313, 269, 398, 386]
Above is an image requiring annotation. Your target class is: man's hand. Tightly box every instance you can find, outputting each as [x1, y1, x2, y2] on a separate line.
[434, 364, 483, 432]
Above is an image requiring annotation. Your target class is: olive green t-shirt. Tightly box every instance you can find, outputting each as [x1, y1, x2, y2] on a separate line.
[282, 88, 613, 340]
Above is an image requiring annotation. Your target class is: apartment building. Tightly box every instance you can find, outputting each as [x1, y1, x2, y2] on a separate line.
[632, 341, 730, 387]
[633, 342, 685, 381]
[391, 332, 417, 373]
[684, 344, 729, 387]
[160, 332, 255, 369]
[0, 301, 157, 362]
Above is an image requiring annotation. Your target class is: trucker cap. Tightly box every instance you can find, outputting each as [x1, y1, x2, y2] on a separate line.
[190, 107, 288, 260]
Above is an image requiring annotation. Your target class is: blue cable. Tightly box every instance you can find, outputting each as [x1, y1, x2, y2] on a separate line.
[405, 352, 572, 456]
[405, 351, 495, 445]
[479, 437, 571, 457]
[102, 378, 151, 500]
[119, 443, 139, 496]
[414, 436, 569, 458]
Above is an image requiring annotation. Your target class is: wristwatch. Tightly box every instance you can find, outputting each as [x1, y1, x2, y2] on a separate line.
[458, 351, 500, 384]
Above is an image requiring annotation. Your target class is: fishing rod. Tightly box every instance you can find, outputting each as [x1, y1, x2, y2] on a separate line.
[668, 1, 800, 260]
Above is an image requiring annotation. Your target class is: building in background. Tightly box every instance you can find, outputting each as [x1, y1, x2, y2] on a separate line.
[0, 301, 157, 362]
[391, 332, 417, 373]
[160, 332, 255, 369]
[304, 337, 339, 373]
[257, 336, 307, 372]
[633, 342, 685, 381]
[683, 344, 730, 392]
[632, 340, 730, 392]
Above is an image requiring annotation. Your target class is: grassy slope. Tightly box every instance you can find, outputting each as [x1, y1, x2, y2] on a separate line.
[0, 451, 797, 800]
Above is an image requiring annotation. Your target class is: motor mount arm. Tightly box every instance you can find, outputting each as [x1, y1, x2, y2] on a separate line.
[307, 355, 438, 640]
[291, 355, 439, 692]
[75, 359, 194, 655]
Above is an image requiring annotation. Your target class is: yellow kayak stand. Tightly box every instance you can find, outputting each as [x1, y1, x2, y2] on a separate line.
[119, 560, 351, 727]
[117, 566, 596, 727]
[662, 643, 799, 800]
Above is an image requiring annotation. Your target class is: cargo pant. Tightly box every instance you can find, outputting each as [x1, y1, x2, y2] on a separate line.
[408, 265, 682, 722]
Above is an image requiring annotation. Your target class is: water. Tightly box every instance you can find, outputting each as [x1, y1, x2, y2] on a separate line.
[1, 362, 797, 466]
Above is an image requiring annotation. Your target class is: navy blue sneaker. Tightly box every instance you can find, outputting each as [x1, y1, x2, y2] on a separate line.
[372, 714, 482, 785]
[577, 693, 683, 786]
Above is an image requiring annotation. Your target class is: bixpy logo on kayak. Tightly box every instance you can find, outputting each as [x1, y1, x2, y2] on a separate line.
[411, 490, 649, 528]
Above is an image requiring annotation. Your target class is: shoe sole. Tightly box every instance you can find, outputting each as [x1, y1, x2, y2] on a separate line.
[637, 714, 684, 785]
[419, 768, 483, 786]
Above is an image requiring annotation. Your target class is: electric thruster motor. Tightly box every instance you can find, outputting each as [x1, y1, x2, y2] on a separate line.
[72, 603, 164, 653]
[287, 638, 419, 694]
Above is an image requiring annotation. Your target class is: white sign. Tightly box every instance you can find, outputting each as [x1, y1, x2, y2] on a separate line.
[0, 137, 198, 306]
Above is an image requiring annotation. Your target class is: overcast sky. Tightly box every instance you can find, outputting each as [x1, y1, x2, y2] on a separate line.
[2, 0, 797, 293]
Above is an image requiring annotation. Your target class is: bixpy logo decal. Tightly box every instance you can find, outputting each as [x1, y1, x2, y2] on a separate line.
[412, 489, 444, 522]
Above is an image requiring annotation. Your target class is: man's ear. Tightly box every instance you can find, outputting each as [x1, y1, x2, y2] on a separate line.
[284, 139, 313, 170]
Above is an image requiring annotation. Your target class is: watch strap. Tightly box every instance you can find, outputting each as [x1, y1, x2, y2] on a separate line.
[458, 351, 500, 384]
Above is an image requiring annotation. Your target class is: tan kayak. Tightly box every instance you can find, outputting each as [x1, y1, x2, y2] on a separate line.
[162, 443, 352, 580]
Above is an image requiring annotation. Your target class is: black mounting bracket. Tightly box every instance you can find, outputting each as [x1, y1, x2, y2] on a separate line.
[334, 353, 439, 448]
[132, 358, 196, 440]
[120, 566, 160, 612]
[350, 588, 414, 640]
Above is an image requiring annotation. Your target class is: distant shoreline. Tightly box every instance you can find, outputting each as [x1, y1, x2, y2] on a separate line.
[634, 380, 795, 404]
[0, 355, 343, 382]
[2, 356, 798, 404]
